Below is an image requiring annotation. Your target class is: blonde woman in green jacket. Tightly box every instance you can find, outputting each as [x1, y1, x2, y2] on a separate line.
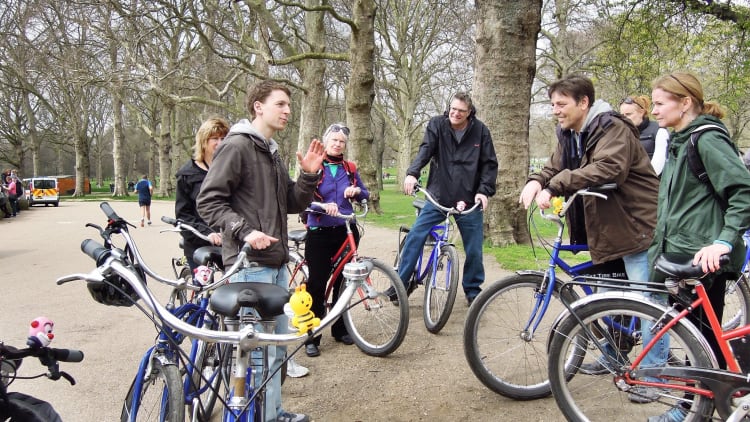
[648, 72, 750, 422]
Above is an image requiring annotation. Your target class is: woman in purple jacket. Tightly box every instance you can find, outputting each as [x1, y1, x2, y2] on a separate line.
[303, 122, 370, 357]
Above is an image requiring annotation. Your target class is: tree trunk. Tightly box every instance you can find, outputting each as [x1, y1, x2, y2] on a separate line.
[473, 0, 541, 246]
[345, 0, 379, 212]
[157, 105, 173, 197]
[112, 91, 128, 196]
[295, 0, 326, 178]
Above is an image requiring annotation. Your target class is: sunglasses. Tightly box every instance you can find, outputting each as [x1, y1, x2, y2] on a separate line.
[326, 124, 350, 136]
[620, 97, 644, 110]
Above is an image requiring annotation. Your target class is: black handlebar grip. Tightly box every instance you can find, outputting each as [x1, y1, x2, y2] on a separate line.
[99, 202, 121, 221]
[51, 348, 84, 363]
[161, 216, 177, 226]
[81, 239, 110, 266]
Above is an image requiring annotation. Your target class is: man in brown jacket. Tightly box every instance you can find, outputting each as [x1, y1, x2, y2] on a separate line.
[197, 80, 323, 422]
[519, 75, 663, 396]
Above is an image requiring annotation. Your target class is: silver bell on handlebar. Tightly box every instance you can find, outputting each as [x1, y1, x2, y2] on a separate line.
[342, 261, 371, 282]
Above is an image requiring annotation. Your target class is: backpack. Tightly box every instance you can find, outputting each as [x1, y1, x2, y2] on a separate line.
[686, 124, 737, 210]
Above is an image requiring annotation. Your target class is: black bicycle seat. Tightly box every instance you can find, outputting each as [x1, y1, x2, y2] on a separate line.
[412, 198, 425, 210]
[193, 246, 224, 271]
[288, 230, 307, 243]
[209, 282, 290, 319]
[653, 253, 730, 279]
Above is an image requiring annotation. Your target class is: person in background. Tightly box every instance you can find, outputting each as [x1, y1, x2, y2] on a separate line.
[6, 173, 18, 217]
[302, 122, 370, 358]
[646, 72, 750, 422]
[620, 95, 669, 176]
[175, 117, 228, 271]
[519, 75, 664, 399]
[134, 175, 153, 227]
[397, 91, 498, 306]
[197, 79, 324, 422]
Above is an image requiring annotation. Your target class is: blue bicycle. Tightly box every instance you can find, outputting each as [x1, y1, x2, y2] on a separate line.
[395, 186, 481, 333]
[462, 185, 750, 400]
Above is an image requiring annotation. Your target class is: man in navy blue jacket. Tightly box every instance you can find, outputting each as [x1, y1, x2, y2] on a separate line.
[398, 92, 498, 304]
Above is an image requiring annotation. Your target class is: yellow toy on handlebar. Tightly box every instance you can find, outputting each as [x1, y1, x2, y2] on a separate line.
[289, 284, 321, 335]
[552, 197, 564, 215]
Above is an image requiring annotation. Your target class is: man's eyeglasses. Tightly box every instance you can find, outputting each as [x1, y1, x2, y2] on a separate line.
[620, 97, 644, 110]
[326, 124, 350, 136]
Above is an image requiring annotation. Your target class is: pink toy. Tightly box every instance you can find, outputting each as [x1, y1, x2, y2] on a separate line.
[193, 265, 212, 285]
[27, 316, 54, 348]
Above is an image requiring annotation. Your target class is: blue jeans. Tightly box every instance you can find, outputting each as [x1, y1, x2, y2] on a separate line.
[230, 265, 289, 421]
[622, 251, 669, 381]
[397, 202, 485, 299]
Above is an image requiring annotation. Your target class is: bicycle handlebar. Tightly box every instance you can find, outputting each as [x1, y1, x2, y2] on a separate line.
[540, 183, 617, 222]
[1, 344, 84, 363]
[160, 216, 213, 243]
[414, 185, 482, 215]
[306, 200, 368, 221]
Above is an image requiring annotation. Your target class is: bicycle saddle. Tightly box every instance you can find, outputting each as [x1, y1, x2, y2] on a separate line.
[209, 282, 290, 319]
[193, 246, 224, 271]
[412, 198, 425, 210]
[653, 252, 730, 279]
[288, 230, 307, 243]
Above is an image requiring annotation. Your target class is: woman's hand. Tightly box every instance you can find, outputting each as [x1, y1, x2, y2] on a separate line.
[323, 203, 339, 216]
[693, 243, 731, 273]
[344, 186, 361, 198]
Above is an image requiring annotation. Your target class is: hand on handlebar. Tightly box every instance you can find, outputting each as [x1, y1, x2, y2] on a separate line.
[403, 175, 418, 195]
[243, 230, 278, 250]
[208, 232, 222, 246]
[474, 193, 488, 211]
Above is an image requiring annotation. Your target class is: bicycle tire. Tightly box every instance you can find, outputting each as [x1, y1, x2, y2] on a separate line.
[462, 272, 578, 400]
[187, 338, 231, 422]
[547, 296, 715, 422]
[722, 273, 750, 330]
[342, 258, 409, 357]
[121, 359, 185, 422]
[286, 251, 308, 290]
[423, 244, 459, 333]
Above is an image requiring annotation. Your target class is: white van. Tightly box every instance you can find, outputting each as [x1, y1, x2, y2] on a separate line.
[28, 177, 59, 207]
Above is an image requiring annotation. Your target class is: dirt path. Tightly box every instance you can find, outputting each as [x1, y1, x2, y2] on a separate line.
[0, 200, 563, 421]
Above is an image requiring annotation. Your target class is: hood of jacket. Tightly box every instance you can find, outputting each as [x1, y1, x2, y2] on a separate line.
[229, 118, 280, 154]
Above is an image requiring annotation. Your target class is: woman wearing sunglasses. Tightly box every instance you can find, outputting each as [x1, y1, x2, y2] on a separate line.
[301, 122, 370, 357]
[620, 95, 669, 176]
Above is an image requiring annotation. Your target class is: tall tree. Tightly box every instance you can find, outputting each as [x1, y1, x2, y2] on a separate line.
[474, 0, 542, 246]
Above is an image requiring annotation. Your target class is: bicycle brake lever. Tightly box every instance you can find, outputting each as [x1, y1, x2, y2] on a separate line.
[60, 371, 76, 386]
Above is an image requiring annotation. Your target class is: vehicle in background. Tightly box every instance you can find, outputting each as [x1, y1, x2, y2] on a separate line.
[27, 177, 59, 207]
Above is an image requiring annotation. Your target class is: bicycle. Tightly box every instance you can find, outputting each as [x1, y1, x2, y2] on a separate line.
[58, 201, 407, 422]
[393, 185, 480, 333]
[462, 184, 750, 400]
[285, 200, 410, 356]
[1, 321, 84, 421]
[546, 250, 750, 421]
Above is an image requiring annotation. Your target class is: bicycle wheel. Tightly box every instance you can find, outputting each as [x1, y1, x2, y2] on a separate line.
[121, 359, 185, 422]
[548, 296, 715, 422]
[187, 338, 231, 421]
[286, 251, 308, 290]
[722, 273, 750, 330]
[423, 244, 459, 333]
[342, 258, 409, 357]
[462, 273, 578, 400]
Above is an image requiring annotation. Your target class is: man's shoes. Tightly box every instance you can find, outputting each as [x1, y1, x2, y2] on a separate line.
[578, 357, 618, 375]
[286, 357, 309, 378]
[647, 405, 688, 422]
[335, 334, 354, 345]
[628, 385, 666, 403]
[276, 411, 310, 422]
[147, 220, 152, 225]
[305, 343, 320, 357]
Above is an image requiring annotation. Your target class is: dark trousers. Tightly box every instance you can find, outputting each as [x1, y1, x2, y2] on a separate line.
[304, 224, 359, 345]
